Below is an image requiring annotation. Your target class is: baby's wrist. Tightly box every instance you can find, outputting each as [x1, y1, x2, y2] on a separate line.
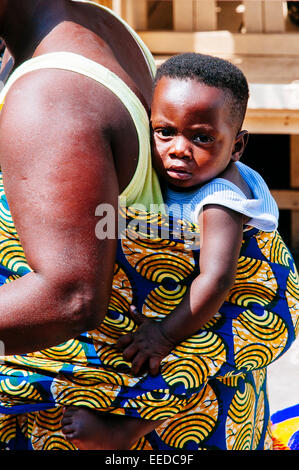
[159, 320, 179, 346]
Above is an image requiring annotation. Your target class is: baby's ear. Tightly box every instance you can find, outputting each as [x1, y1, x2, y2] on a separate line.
[231, 130, 249, 162]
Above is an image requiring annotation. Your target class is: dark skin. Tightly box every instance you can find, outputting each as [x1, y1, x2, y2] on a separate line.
[61, 77, 250, 449]
[0, 0, 153, 353]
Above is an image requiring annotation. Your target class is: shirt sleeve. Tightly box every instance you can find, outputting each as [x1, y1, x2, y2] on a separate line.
[191, 179, 278, 232]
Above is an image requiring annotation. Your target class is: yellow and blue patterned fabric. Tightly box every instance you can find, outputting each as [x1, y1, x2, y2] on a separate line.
[0, 187, 298, 450]
[272, 404, 299, 450]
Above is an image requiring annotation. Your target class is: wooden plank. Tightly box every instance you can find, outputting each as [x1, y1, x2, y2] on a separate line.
[270, 190, 299, 210]
[111, 0, 122, 16]
[124, 0, 147, 30]
[173, 0, 193, 31]
[263, 0, 285, 33]
[139, 31, 299, 56]
[290, 135, 299, 188]
[244, 110, 299, 135]
[193, 0, 217, 31]
[291, 212, 299, 250]
[243, 1, 263, 33]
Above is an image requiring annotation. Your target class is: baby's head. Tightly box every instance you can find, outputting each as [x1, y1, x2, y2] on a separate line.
[151, 53, 249, 189]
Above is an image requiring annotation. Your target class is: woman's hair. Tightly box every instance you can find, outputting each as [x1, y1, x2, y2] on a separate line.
[155, 53, 249, 131]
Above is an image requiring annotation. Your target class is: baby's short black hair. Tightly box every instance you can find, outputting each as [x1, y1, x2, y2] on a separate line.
[154, 53, 249, 132]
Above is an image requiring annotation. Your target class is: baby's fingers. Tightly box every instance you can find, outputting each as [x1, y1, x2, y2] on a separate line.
[116, 333, 133, 350]
[149, 356, 162, 376]
[122, 342, 139, 362]
[131, 352, 148, 376]
[129, 305, 146, 326]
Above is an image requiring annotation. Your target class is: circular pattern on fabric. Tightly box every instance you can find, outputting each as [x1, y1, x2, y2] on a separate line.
[174, 330, 226, 360]
[154, 383, 218, 449]
[99, 310, 135, 342]
[142, 284, 187, 318]
[226, 383, 255, 450]
[70, 366, 125, 386]
[256, 230, 292, 266]
[237, 309, 287, 341]
[235, 344, 273, 370]
[0, 179, 18, 238]
[108, 264, 133, 315]
[37, 339, 87, 364]
[122, 227, 195, 281]
[0, 379, 42, 402]
[252, 390, 265, 449]
[5, 355, 63, 373]
[252, 368, 266, 396]
[50, 383, 114, 408]
[227, 256, 278, 307]
[98, 344, 132, 376]
[160, 413, 216, 449]
[35, 408, 63, 432]
[0, 240, 31, 276]
[233, 309, 288, 369]
[41, 435, 76, 450]
[228, 384, 255, 424]
[0, 414, 17, 445]
[216, 371, 245, 388]
[161, 358, 208, 391]
[286, 265, 299, 336]
[0, 364, 34, 377]
[126, 391, 187, 421]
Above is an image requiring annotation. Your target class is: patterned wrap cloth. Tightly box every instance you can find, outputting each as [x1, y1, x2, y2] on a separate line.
[0, 180, 298, 450]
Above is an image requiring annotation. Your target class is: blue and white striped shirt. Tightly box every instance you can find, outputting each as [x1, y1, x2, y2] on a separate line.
[164, 161, 279, 232]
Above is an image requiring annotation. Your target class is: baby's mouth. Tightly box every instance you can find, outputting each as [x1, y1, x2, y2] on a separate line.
[166, 166, 192, 180]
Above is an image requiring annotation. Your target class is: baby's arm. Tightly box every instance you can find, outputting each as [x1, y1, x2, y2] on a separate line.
[117, 204, 244, 375]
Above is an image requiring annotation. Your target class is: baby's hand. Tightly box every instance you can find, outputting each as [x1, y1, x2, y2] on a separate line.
[116, 306, 175, 376]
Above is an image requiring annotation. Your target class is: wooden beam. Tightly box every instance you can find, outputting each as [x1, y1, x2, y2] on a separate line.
[271, 190, 299, 210]
[124, 0, 147, 30]
[111, 0, 122, 16]
[243, 1, 263, 33]
[263, 0, 285, 33]
[139, 31, 299, 56]
[244, 110, 299, 135]
[193, 0, 217, 31]
[173, 0, 193, 32]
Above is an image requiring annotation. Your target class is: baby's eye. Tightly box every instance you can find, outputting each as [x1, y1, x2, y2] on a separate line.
[193, 134, 214, 144]
[155, 128, 174, 138]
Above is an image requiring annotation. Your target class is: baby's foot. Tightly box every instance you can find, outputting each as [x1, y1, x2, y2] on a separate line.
[61, 406, 127, 450]
[61, 406, 162, 450]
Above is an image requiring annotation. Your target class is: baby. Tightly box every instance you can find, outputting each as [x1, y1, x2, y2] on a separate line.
[115, 53, 279, 376]
[61, 53, 292, 450]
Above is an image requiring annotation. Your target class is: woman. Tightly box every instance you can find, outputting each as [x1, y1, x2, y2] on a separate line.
[0, 0, 163, 450]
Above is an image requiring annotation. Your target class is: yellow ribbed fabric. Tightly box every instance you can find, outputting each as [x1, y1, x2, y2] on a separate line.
[0, 2, 163, 209]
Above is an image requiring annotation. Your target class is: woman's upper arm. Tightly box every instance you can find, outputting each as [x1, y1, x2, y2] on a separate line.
[0, 69, 119, 291]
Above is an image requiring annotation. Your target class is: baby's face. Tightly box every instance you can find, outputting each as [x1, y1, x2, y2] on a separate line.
[150, 77, 239, 189]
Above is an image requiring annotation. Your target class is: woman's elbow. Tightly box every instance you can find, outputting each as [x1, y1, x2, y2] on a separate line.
[60, 281, 107, 333]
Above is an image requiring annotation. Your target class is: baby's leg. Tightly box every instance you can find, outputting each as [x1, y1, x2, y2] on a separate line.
[61, 406, 163, 450]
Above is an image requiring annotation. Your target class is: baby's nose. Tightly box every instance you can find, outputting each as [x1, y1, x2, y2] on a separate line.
[169, 136, 192, 159]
